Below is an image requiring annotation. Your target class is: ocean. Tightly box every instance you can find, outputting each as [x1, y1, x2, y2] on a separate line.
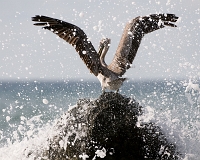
[0, 79, 199, 159]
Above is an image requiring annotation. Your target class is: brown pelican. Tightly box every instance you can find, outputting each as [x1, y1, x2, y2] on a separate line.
[32, 14, 178, 92]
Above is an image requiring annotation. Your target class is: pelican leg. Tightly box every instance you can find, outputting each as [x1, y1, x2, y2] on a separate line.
[102, 88, 106, 94]
[116, 89, 119, 93]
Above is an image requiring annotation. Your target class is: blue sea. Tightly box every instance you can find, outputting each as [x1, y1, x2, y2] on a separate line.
[0, 79, 200, 159]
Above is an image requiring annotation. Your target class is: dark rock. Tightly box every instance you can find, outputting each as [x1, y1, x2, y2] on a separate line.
[27, 92, 180, 159]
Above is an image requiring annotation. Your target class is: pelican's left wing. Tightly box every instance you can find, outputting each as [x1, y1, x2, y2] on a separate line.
[32, 15, 101, 76]
[108, 13, 179, 76]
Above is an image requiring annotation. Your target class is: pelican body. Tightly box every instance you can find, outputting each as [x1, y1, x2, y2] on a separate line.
[32, 14, 178, 92]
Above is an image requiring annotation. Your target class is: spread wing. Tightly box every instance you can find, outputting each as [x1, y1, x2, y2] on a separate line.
[32, 15, 102, 76]
[108, 13, 179, 76]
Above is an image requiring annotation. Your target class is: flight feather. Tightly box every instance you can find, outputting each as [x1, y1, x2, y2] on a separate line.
[108, 14, 179, 76]
[32, 15, 101, 76]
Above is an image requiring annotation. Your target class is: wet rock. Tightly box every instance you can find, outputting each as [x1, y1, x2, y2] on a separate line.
[29, 92, 180, 159]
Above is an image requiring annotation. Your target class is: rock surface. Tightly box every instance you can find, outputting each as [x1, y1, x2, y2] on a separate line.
[27, 92, 180, 159]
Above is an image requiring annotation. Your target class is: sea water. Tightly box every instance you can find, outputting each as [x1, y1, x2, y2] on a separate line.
[0, 79, 199, 159]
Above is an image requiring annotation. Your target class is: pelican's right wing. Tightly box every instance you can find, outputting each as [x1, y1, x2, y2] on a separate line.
[32, 15, 101, 76]
[108, 14, 179, 76]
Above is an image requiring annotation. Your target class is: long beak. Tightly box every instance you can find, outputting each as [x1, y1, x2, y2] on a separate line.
[98, 43, 104, 56]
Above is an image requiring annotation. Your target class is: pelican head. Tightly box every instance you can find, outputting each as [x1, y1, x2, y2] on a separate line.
[98, 38, 111, 67]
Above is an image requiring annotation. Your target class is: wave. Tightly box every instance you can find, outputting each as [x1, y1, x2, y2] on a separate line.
[0, 80, 200, 159]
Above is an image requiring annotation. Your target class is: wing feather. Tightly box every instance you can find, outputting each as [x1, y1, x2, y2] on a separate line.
[108, 13, 179, 76]
[32, 15, 101, 76]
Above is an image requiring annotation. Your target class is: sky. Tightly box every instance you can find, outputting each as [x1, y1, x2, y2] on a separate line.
[0, 0, 199, 81]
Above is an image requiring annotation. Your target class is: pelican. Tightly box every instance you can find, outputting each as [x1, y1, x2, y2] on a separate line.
[32, 13, 178, 92]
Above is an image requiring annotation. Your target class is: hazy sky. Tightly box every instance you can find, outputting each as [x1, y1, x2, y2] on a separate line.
[0, 0, 199, 81]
